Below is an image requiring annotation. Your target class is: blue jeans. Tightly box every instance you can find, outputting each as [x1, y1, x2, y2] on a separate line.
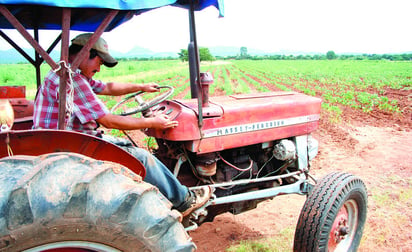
[102, 135, 188, 208]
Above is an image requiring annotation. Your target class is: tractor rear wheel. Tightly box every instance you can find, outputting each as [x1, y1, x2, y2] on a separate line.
[0, 153, 195, 252]
[293, 172, 367, 252]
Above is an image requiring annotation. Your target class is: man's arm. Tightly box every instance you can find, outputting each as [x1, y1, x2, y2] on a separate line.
[96, 113, 178, 130]
[98, 82, 159, 96]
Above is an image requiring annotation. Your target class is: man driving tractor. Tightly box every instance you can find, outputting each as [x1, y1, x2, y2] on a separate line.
[33, 33, 211, 218]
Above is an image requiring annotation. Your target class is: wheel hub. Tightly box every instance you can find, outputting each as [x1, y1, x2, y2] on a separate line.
[329, 207, 350, 250]
[333, 216, 349, 243]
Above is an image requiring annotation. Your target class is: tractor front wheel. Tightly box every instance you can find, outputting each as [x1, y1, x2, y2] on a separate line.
[0, 153, 195, 252]
[294, 172, 368, 252]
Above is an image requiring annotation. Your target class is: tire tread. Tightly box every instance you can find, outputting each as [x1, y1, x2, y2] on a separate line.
[0, 153, 195, 252]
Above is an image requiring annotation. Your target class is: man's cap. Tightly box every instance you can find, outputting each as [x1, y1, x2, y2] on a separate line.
[71, 33, 118, 68]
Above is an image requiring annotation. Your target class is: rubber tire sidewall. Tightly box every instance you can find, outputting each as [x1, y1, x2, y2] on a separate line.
[293, 172, 368, 252]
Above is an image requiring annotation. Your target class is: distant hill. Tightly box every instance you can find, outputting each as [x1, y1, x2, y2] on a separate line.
[0, 48, 61, 64]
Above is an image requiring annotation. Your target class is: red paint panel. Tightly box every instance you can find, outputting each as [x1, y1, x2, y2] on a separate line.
[147, 92, 322, 154]
[0, 86, 26, 98]
[146, 100, 202, 140]
[9, 98, 34, 119]
[10, 117, 33, 130]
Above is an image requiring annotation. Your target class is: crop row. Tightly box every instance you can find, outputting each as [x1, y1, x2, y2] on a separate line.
[206, 60, 410, 118]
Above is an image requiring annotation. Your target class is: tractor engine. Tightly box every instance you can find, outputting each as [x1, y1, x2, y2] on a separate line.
[149, 90, 321, 218]
[203, 139, 298, 185]
[156, 136, 305, 191]
[155, 136, 312, 219]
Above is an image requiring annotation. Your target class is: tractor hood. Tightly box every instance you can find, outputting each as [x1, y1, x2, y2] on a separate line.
[0, 0, 224, 31]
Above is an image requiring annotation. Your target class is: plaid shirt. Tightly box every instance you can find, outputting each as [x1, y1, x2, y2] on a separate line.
[33, 70, 109, 136]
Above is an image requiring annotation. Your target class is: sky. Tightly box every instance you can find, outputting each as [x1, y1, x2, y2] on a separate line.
[1, 0, 411, 55]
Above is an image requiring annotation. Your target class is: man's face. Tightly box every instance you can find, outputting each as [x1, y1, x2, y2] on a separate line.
[78, 54, 104, 79]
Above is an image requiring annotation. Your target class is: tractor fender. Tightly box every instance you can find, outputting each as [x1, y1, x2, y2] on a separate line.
[0, 129, 146, 178]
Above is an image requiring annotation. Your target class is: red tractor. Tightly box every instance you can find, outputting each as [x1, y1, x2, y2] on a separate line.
[0, 1, 368, 251]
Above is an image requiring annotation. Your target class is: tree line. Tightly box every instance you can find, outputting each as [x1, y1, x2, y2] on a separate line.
[228, 49, 412, 61]
[121, 48, 412, 62]
[231, 51, 412, 61]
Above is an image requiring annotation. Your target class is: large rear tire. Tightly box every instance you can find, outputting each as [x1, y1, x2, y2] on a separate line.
[0, 153, 195, 252]
[294, 172, 367, 252]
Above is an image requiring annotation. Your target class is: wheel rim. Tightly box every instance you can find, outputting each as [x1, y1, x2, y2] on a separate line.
[23, 241, 121, 252]
[328, 199, 359, 251]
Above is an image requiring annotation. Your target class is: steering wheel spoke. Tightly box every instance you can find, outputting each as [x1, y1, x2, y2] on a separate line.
[110, 86, 174, 116]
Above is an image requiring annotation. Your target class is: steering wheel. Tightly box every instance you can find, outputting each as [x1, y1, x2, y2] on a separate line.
[110, 86, 174, 116]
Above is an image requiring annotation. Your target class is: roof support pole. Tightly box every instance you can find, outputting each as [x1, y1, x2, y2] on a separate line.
[0, 5, 58, 69]
[0, 30, 35, 64]
[34, 28, 42, 90]
[0, 26, 62, 87]
[33, 29, 62, 89]
[57, 9, 118, 129]
[188, 0, 203, 128]
[57, 8, 71, 129]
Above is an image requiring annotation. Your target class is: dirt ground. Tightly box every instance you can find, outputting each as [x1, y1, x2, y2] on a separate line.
[187, 94, 412, 251]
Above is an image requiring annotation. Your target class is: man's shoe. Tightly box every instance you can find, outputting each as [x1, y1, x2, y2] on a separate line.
[181, 186, 212, 217]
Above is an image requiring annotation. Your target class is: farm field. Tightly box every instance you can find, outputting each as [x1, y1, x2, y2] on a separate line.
[1, 59, 411, 251]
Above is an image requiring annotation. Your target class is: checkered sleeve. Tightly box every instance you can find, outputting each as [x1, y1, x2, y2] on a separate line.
[71, 74, 109, 124]
[33, 70, 60, 129]
[89, 78, 107, 93]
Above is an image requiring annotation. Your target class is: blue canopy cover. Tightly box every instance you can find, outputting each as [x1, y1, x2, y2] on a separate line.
[0, 0, 224, 31]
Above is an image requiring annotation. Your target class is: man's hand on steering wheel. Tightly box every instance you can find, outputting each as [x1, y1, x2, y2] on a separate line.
[141, 83, 160, 93]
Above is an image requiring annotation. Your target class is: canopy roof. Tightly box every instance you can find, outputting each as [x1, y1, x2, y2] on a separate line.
[0, 0, 224, 31]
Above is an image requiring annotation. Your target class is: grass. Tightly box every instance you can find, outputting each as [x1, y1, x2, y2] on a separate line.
[0, 63, 51, 99]
[95, 59, 189, 84]
[227, 227, 295, 252]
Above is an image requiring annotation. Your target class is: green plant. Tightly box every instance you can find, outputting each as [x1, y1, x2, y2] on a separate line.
[143, 136, 158, 151]
[109, 129, 124, 137]
[321, 103, 342, 123]
[227, 227, 294, 252]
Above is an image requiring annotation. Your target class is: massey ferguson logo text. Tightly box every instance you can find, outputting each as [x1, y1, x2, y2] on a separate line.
[202, 114, 320, 138]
